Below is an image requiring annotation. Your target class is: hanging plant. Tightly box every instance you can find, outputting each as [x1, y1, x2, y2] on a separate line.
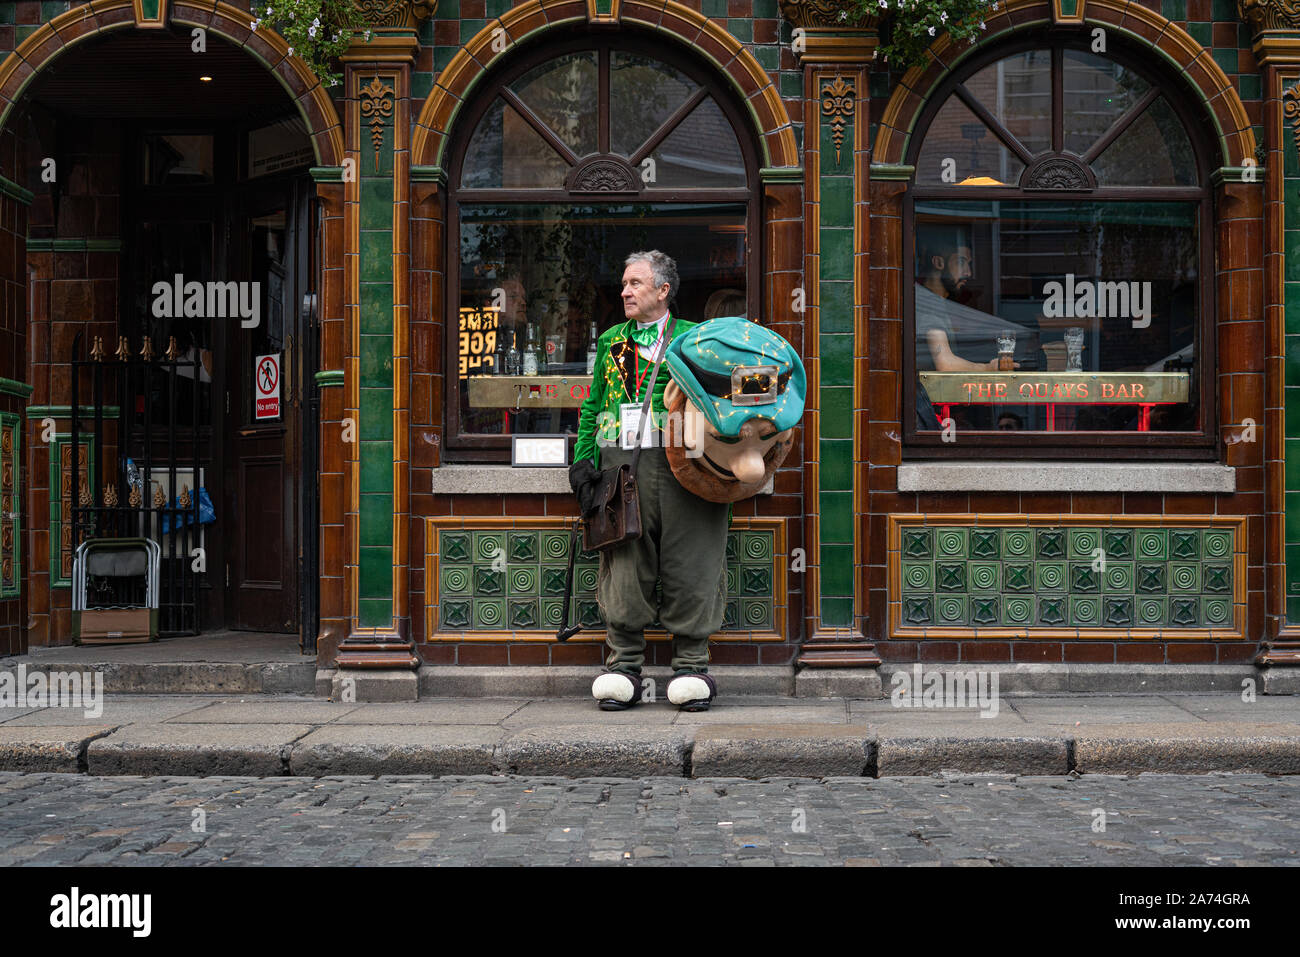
[840, 0, 997, 73]
[249, 0, 371, 88]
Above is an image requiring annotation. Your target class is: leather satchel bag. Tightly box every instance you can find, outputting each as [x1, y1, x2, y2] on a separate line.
[582, 316, 678, 552]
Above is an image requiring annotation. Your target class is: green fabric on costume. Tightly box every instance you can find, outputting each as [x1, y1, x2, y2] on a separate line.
[573, 314, 697, 469]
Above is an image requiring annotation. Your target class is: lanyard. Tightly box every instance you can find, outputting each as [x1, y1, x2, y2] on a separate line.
[631, 318, 665, 400]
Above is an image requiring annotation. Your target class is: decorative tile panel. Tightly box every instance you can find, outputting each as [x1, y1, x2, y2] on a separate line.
[890, 516, 1247, 638]
[49, 435, 93, 588]
[426, 517, 787, 641]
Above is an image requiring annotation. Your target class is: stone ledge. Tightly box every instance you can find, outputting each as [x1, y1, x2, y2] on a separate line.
[897, 461, 1234, 493]
[429, 465, 773, 495]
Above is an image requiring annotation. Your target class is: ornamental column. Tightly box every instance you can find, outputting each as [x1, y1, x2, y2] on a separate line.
[781, 0, 883, 685]
[331, 1, 433, 687]
[1245, 0, 1300, 680]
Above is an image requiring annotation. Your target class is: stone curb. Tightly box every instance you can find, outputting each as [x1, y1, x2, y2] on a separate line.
[4, 720, 1300, 778]
[1, 661, 316, 695]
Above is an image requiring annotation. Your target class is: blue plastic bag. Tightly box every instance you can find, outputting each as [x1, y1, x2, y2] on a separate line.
[161, 486, 216, 534]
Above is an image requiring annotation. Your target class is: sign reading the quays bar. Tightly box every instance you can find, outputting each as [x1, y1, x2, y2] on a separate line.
[919, 372, 1191, 405]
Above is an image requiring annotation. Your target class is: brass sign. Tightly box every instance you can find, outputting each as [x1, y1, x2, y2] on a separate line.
[918, 372, 1190, 405]
[467, 376, 594, 409]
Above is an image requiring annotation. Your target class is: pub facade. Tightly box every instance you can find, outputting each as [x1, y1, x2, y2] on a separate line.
[0, 0, 1297, 689]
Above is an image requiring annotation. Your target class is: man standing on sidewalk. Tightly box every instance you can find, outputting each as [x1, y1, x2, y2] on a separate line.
[568, 250, 728, 712]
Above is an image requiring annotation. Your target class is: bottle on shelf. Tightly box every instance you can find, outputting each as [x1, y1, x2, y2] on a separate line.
[586, 321, 598, 375]
[506, 327, 521, 376]
[492, 327, 508, 375]
[523, 321, 540, 377]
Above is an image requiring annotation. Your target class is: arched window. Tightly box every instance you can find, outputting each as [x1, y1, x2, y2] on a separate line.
[447, 37, 758, 456]
[905, 39, 1215, 457]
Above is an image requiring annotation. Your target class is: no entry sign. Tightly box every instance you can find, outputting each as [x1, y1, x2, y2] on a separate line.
[255, 353, 280, 420]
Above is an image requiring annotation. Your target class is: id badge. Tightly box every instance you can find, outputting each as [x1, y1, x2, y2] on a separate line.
[619, 401, 655, 450]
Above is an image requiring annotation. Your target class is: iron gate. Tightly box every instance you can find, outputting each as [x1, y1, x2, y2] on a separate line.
[70, 330, 210, 636]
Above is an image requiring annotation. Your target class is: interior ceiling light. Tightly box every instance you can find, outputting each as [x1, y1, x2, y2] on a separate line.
[200, 75, 213, 82]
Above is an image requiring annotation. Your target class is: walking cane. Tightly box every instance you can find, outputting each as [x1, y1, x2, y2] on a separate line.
[555, 518, 583, 642]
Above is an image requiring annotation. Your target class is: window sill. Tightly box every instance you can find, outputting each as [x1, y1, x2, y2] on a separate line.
[430, 465, 774, 496]
[897, 462, 1235, 494]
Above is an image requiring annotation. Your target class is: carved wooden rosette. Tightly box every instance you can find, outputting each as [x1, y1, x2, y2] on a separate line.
[1240, 0, 1300, 34]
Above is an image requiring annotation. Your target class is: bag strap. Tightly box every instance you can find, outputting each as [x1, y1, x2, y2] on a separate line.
[630, 314, 678, 475]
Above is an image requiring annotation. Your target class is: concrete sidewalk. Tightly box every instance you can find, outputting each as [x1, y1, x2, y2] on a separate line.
[2, 692, 1300, 778]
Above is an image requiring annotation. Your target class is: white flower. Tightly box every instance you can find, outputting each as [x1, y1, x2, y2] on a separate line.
[927, 25, 935, 34]
[288, 10, 294, 19]
[879, 0, 888, 7]
[312, 17, 320, 26]
[250, 19, 257, 29]
[287, 46, 294, 55]
[308, 25, 316, 37]
[978, 19, 985, 28]
[940, 10, 948, 21]
[839, 9, 847, 19]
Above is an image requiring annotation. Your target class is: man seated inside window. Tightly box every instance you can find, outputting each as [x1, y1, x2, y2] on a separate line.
[914, 224, 1035, 431]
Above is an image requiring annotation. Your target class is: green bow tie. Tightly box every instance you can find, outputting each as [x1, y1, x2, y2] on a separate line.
[629, 323, 663, 349]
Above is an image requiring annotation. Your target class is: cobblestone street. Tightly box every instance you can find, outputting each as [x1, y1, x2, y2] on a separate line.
[1, 771, 1298, 866]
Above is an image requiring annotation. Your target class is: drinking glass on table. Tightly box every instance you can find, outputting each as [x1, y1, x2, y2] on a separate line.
[1064, 327, 1085, 373]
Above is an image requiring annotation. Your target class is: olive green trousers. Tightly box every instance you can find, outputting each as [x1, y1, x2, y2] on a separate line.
[595, 445, 729, 674]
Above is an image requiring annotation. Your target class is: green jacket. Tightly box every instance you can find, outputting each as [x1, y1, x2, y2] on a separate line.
[574, 314, 696, 468]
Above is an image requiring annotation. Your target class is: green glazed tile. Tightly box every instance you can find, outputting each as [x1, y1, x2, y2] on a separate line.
[741, 598, 771, 629]
[820, 335, 853, 389]
[1036, 528, 1066, 560]
[539, 530, 570, 562]
[1068, 528, 1101, 560]
[360, 334, 393, 383]
[969, 595, 1000, 626]
[1037, 596, 1067, 626]
[508, 600, 538, 629]
[821, 545, 854, 594]
[1202, 529, 1232, 559]
[508, 532, 537, 563]
[1169, 597, 1199, 627]
[441, 532, 470, 563]
[968, 562, 999, 592]
[742, 566, 771, 595]
[1002, 529, 1034, 559]
[360, 494, 392, 547]
[969, 528, 1000, 560]
[902, 562, 934, 592]
[902, 528, 933, 559]
[359, 231, 394, 283]
[474, 567, 504, 596]
[741, 531, 773, 563]
[780, 71, 804, 100]
[1160, 0, 1185, 19]
[440, 565, 472, 595]
[819, 391, 853, 440]
[726, 18, 754, 43]
[935, 528, 967, 558]
[578, 601, 604, 628]
[540, 599, 565, 628]
[360, 389, 394, 442]
[507, 565, 538, 596]
[904, 596, 933, 625]
[1070, 564, 1100, 593]
[1202, 598, 1232, 626]
[727, 565, 739, 594]
[1002, 596, 1033, 625]
[541, 566, 568, 597]
[1103, 529, 1133, 559]
[819, 438, 852, 491]
[1168, 563, 1200, 592]
[726, 534, 740, 562]
[1103, 562, 1134, 592]
[473, 531, 506, 564]
[822, 597, 855, 626]
[820, 178, 853, 223]
[359, 546, 392, 599]
[1003, 563, 1033, 592]
[441, 599, 471, 629]
[360, 448, 392, 495]
[1069, 595, 1101, 626]
[1036, 562, 1067, 592]
[1136, 596, 1166, 625]
[575, 565, 599, 595]
[935, 563, 966, 592]
[1169, 530, 1200, 561]
[1136, 529, 1168, 561]
[820, 282, 853, 333]
[1136, 564, 1166, 594]
[360, 178, 393, 230]
[1211, 48, 1237, 76]
[819, 229, 853, 281]
[936, 595, 966, 624]
[1103, 597, 1134, 627]
[473, 598, 505, 629]
[1202, 563, 1231, 593]
[359, 599, 390, 628]
[723, 600, 739, 630]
